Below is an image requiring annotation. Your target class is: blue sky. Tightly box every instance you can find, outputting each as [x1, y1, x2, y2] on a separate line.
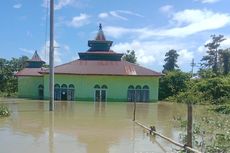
[1, 0, 230, 72]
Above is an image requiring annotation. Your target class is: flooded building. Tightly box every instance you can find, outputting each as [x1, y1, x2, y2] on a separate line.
[16, 24, 161, 102]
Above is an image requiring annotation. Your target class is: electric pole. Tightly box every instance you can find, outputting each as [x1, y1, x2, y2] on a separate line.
[49, 0, 54, 111]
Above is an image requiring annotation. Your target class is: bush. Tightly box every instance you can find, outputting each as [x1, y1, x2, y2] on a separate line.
[0, 105, 10, 117]
[159, 70, 190, 100]
[171, 76, 230, 105]
[213, 105, 230, 114]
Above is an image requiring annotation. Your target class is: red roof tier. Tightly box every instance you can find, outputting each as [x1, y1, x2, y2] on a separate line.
[42, 60, 162, 76]
[15, 68, 45, 77]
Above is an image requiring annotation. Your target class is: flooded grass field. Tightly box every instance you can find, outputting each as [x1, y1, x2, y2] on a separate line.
[0, 98, 210, 153]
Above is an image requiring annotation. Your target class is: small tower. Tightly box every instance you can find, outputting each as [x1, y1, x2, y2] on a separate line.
[26, 51, 45, 68]
[78, 24, 123, 61]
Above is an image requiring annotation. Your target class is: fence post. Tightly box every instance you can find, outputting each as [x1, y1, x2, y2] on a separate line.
[133, 100, 136, 121]
[187, 102, 193, 151]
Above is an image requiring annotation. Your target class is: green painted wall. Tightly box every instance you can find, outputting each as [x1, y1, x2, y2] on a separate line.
[18, 76, 43, 99]
[43, 74, 159, 102]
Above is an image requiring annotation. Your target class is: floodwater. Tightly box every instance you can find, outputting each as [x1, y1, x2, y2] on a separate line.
[0, 98, 205, 153]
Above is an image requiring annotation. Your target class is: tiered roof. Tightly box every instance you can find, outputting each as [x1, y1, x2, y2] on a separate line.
[26, 51, 45, 68]
[42, 60, 161, 76]
[16, 24, 162, 77]
[78, 24, 123, 61]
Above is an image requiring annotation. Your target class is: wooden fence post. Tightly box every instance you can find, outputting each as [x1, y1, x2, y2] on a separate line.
[187, 102, 193, 151]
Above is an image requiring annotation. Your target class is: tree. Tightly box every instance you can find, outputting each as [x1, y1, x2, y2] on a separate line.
[0, 56, 29, 96]
[201, 35, 225, 74]
[159, 70, 190, 100]
[163, 49, 179, 73]
[220, 48, 230, 75]
[122, 50, 137, 64]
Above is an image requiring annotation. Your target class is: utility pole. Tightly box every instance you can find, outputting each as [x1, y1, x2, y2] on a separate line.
[49, 0, 54, 111]
[191, 58, 195, 78]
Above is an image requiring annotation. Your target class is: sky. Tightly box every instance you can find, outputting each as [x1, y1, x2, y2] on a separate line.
[1, 0, 230, 72]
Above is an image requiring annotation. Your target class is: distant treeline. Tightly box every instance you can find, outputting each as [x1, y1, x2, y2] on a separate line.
[159, 35, 230, 106]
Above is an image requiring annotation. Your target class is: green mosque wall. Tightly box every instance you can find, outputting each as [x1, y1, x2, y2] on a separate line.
[43, 74, 159, 102]
[18, 76, 43, 99]
[18, 74, 159, 102]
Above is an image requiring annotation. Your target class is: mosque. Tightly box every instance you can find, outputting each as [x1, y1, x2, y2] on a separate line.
[16, 24, 161, 102]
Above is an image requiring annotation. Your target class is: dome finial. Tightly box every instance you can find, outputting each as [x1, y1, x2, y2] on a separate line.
[99, 23, 102, 30]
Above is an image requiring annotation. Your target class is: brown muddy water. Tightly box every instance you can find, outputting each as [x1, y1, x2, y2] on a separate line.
[0, 98, 207, 153]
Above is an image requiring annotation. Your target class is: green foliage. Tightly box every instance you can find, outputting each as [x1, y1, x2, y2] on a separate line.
[0, 105, 10, 117]
[174, 112, 230, 153]
[174, 77, 230, 104]
[159, 70, 190, 100]
[122, 50, 137, 64]
[201, 35, 226, 75]
[213, 105, 230, 114]
[198, 68, 216, 78]
[206, 134, 230, 153]
[195, 77, 230, 104]
[163, 49, 179, 73]
[220, 49, 230, 75]
[0, 56, 28, 96]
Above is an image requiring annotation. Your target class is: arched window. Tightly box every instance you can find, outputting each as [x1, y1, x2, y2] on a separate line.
[38, 84, 44, 89]
[143, 85, 149, 89]
[38, 84, 44, 100]
[94, 84, 107, 102]
[54, 84, 61, 100]
[135, 85, 141, 102]
[61, 84, 67, 89]
[101, 85, 108, 89]
[69, 84, 74, 89]
[55, 84, 60, 88]
[67, 84, 75, 101]
[128, 85, 134, 89]
[136, 85, 141, 89]
[101, 85, 107, 102]
[127, 85, 135, 102]
[94, 84, 100, 89]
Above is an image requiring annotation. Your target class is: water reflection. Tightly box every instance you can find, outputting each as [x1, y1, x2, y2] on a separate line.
[49, 112, 54, 153]
[0, 99, 191, 153]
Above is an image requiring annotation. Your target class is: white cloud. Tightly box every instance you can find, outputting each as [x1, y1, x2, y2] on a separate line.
[195, 0, 220, 4]
[110, 11, 128, 20]
[42, 0, 83, 10]
[112, 40, 188, 70]
[221, 37, 230, 49]
[103, 26, 134, 38]
[98, 13, 109, 19]
[103, 9, 230, 39]
[13, 3, 22, 9]
[159, 5, 174, 14]
[178, 49, 194, 66]
[40, 40, 64, 66]
[55, 0, 74, 10]
[19, 48, 34, 54]
[116, 10, 144, 18]
[68, 13, 90, 28]
[98, 10, 143, 20]
[197, 37, 230, 56]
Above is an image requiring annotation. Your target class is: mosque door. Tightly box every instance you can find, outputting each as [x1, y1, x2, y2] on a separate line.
[38, 85, 44, 100]
[101, 89, 107, 102]
[95, 90, 100, 102]
[61, 91, 67, 100]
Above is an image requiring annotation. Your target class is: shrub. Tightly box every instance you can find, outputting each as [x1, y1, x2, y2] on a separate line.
[0, 105, 10, 117]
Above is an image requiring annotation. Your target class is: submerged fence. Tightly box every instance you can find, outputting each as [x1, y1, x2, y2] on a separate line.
[135, 121, 202, 153]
